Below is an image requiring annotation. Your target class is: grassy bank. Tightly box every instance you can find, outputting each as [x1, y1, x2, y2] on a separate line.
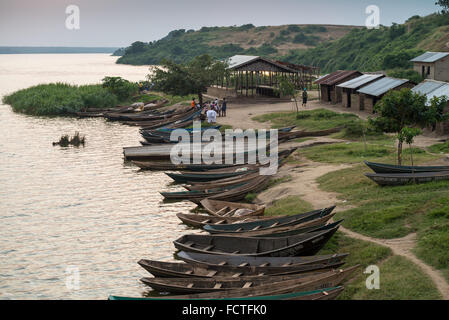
[264, 196, 441, 299]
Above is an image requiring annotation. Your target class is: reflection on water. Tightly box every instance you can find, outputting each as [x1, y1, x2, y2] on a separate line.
[0, 54, 197, 299]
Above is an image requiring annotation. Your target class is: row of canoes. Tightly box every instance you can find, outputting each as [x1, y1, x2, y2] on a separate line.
[364, 161, 449, 186]
[115, 199, 356, 300]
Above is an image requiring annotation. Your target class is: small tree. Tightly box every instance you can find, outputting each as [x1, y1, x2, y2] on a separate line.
[370, 88, 448, 165]
[148, 54, 228, 106]
[436, 0, 449, 13]
[399, 127, 422, 166]
[278, 77, 299, 113]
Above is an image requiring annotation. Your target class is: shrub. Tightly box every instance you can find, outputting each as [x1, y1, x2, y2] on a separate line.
[102, 76, 138, 101]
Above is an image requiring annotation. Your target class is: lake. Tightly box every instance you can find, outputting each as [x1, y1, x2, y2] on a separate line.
[0, 54, 196, 299]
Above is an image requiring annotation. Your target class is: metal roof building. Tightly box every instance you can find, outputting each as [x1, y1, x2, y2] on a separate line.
[209, 55, 320, 99]
[426, 83, 449, 104]
[315, 70, 363, 104]
[412, 80, 446, 95]
[337, 74, 385, 89]
[357, 77, 409, 97]
[411, 52, 449, 63]
[411, 52, 449, 82]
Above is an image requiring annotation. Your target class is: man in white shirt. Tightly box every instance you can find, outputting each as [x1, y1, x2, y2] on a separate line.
[206, 107, 217, 124]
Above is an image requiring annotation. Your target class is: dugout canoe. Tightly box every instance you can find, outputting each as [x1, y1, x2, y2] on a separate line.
[203, 206, 335, 234]
[184, 172, 261, 191]
[365, 171, 449, 186]
[131, 160, 235, 171]
[176, 251, 349, 268]
[165, 166, 259, 183]
[137, 259, 345, 279]
[364, 161, 449, 174]
[176, 213, 265, 229]
[140, 268, 346, 294]
[160, 182, 246, 202]
[108, 286, 345, 300]
[277, 126, 344, 143]
[200, 199, 265, 217]
[174, 225, 340, 257]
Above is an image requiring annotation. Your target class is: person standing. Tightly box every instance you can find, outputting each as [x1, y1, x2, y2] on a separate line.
[191, 98, 196, 109]
[206, 106, 217, 124]
[221, 98, 227, 117]
[302, 88, 308, 108]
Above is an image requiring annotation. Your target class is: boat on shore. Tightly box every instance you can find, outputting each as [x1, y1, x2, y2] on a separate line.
[108, 286, 345, 300]
[365, 160, 449, 174]
[199, 199, 265, 217]
[174, 226, 339, 257]
[138, 259, 345, 278]
[203, 206, 335, 234]
[365, 171, 449, 186]
[176, 251, 349, 268]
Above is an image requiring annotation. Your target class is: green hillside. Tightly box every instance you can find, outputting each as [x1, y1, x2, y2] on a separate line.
[115, 24, 360, 65]
[282, 14, 449, 74]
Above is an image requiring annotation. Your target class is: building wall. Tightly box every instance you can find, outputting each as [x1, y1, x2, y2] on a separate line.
[435, 56, 449, 82]
[413, 62, 435, 80]
[341, 89, 350, 108]
[320, 85, 331, 102]
[351, 93, 362, 110]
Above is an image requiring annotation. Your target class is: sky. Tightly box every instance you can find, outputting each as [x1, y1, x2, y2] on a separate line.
[0, 0, 441, 47]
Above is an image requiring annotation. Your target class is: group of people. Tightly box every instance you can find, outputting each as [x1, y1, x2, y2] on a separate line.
[191, 97, 227, 124]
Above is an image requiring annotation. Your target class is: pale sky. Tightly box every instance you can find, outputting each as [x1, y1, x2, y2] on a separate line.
[0, 0, 440, 47]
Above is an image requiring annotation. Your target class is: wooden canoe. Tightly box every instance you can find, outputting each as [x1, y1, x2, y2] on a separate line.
[176, 213, 264, 228]
[176, 251, 349, 268]
[160, 182, 246, 202]
[131, 160, 236, 171]
[221, 216, 341, 239]
[162, 175, 271, 204]
[125, 265, 357, 299]
[203, 206, 335, 234]
[278, 126, 344, 143]
[365, 161, 449, 174]
[184, 172, 261, 191]
[166, 165, 259, 183]
[173, 226, 340, 257]
[140, 269, 343, 294]
[200, 199, 265, 217]
[108, 286, 345, 300]
[365, 171, 449, 186]
[138, 259, 345, 279]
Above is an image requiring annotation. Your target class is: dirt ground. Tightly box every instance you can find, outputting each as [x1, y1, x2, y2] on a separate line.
[216, 97, 449, 299]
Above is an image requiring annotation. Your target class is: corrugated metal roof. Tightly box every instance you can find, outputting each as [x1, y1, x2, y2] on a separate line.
[226, 55, 260, 69]
[411, 52, 449, 63]
[337, 74, 384, 89]
[412, 80, 446, 95]
[315, 70, 361, 86]
[426, 84, 449, 104]
[357, 77, 409, 97]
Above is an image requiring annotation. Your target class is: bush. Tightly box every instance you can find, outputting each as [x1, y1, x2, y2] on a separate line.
[3, 80, 132, 116]
[287, 25, 302, 32]
[102, 76, 138, 101]
[387, 69, 423, 84]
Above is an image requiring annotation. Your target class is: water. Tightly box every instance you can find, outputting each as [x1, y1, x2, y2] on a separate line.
[0, 54, 196, 299]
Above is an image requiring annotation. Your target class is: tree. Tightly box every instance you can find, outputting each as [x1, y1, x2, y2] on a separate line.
[148, 55, 228, 105]
[277, 77, 299, 113]
[370, 88, 448, 165]
[399, 127, 422, 166]
[436, 0, 449, 13]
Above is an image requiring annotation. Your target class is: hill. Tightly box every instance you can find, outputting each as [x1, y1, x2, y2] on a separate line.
[115, 24, 360, 65]
[282, 14, 449, 74]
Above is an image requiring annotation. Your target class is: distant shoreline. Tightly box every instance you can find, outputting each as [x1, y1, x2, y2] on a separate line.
[0, 47, 119, 54]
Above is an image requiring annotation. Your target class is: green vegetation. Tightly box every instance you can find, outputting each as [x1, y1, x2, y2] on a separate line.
[264, 196, 314, 216]
[428, 140, 449, 153]
[387, 69, 423, 83]
[370, 88, 449, 165]
[149, 55, 227, 105]
[319, 233, 440, 299]
[3, 77, 138, 116]
[115, 24, 356, 65]
[283, 13, 449, 74]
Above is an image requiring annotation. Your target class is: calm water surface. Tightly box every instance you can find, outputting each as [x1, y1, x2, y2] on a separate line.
[0, 54, 196, 299]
